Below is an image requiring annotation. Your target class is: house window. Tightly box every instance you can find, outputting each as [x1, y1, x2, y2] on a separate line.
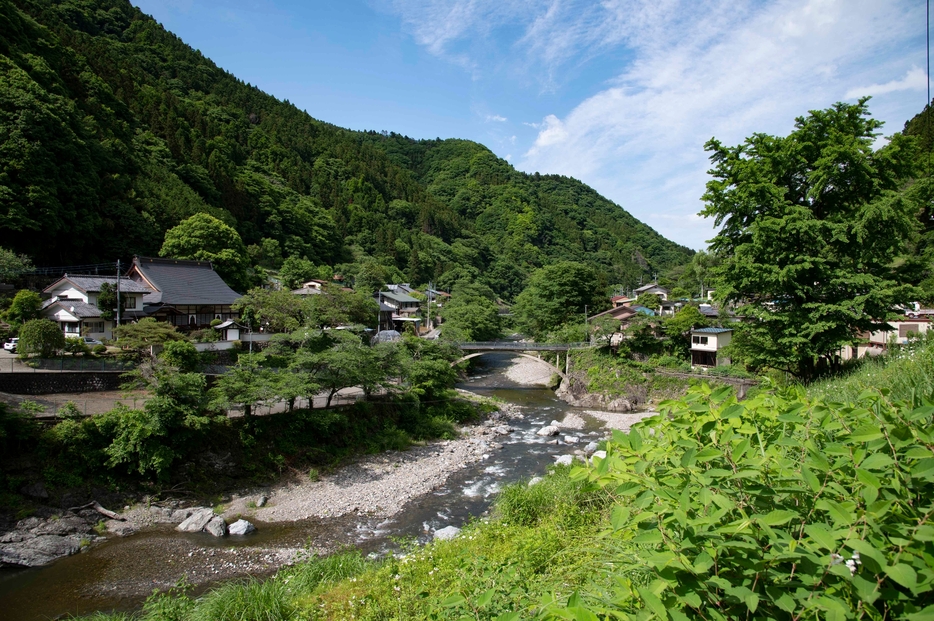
[84, 322, 104, 333]
[899, 324, 920, 338]
[125, 296, 137, 309]
[692, 335, 709, 345]
[189, 315, 197, 326]
[62, 323, 80, 333]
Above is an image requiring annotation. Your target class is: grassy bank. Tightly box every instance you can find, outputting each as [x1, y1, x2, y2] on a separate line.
[806, 333, 934, 404]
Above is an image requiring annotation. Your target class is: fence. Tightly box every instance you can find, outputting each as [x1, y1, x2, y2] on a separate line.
[0, 356, 136, 373]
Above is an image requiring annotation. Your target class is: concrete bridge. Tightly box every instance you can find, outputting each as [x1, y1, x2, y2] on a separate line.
[450, 341, 593, 381]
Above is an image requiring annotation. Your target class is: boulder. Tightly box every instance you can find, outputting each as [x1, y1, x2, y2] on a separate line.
[0, 535, 82, 567]
[204, 516, 227, 537]
[536, 425, 560, 437]
[555, 455, 574, 466]
[564, 436, 579, 444]
[256, 495, 268, 508]
[171, 508, 195, 523]
[150, 506, 177, 523]
[492, 426, 513, 435]
[106, 520, 139, 537]
[590, 450, 607, 464]
[583, 441, 600, 456]
[176, 508, 215, 533]
[433, 526, 461, 541]
[228, 519, 256, 536]
[33, 516, 92, 537]
[527, 476, 544, 487]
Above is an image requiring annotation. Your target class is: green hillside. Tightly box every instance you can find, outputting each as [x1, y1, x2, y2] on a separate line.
[0, 0, 692, 297]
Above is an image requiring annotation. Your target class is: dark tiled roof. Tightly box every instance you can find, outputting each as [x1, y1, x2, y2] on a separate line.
[634, 283, 669, 294]
[46, 301, 102, 318]
[693, 327, 732, 334]
[133, 257, 242, 306]
[44, 275, 151, 294]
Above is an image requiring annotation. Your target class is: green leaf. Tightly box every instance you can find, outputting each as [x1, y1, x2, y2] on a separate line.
[633, 530, 663, 544]
[849, 425, 883, 442]
[442, 594, 467, 607]
[802, 467, 821, 492]
[860, 453, 894, 469]
[856, 468, 881, 489]
[637, 587, 669, 620]
[745, 593, 759, 613]
[495, 613, 521, 621]
[906, 605, 934, 621]
[610, 505, 631, 531]
[758, 510, 796, 526]
[475, 588, 495, 608]
[848, 539, 887, 570]
[911, 458, 934, 480]
[885, 563, 918, 589]
[804, 523, 837, 551]
[630, 428, 644, 451]
[850, 574, 880, 604]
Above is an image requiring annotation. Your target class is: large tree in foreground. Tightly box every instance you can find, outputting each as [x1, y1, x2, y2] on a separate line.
[701, 99, 919, 379]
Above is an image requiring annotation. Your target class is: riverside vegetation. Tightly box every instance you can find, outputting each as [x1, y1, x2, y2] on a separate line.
[71, 334, 934, 620]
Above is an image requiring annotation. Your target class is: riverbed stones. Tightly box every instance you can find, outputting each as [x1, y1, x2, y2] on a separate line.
[0, 535, 83, 567]
[536, 425, 560, 436]
[433, 526, 461, 541]
[177, 508, 215, 533]
[528, 476, 543, 486]
[564, 435, 579, 444]
[492, 425, 513, 435]
[555, 455, 575, 466]
[106, 519, 139, 537]
[583, 441, 599, 456]
[256, 495, 268, 507]
[204, 516, 227, 538]
[228, 519, 256, 535]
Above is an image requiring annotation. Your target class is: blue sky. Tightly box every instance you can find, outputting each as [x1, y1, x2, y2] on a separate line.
[134, 0, 928, 250]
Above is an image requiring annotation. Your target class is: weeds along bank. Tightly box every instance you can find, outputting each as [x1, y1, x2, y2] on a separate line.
[81, 377, 934, 620]
[806, 333, 934, 405]
[0, 393, 485, 510]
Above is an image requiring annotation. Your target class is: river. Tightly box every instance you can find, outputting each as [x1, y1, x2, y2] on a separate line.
[0, 354, 619, 621]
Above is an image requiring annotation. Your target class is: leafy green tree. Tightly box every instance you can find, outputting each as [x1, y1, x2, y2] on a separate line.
[702, 99, 919, 378]
[307, 286, 379, 329]
[662, 305, 708, 358]
[233, 288, 309, 333]
[5, 290, 42, 326]
[354, 260, 389, 294]
[18, 319, 65, 357]
[210, 353, 278, 417]
[513, 261, 606, 338]
[96, 282, 125, 322]
[440, 281, 502, 341]
[0, 247, 32, 282]
[159, 340, 201, 373]
[634, 293, 661, 311]
[160, 213, 252, 292]
[279, 256, 317, 290]
[113, 318, 186, 353]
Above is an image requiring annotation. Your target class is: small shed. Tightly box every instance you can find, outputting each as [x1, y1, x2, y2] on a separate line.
[690, 327, 733, 368]
[213, 319, 245, 341]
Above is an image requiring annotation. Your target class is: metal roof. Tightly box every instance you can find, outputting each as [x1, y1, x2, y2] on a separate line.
[380, 290, 419, 304]
[692, 327, 733, 334]
[132, 256, 242, 306]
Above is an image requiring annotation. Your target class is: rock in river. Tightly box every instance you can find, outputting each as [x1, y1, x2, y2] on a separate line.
[0, 535, 83, 567]
[433, 526, 461, 541]
[228, 519, 256, 536]
[204, 516, 227, 538]
[536, 425, 560, 437]
[176, 508, 215, 533]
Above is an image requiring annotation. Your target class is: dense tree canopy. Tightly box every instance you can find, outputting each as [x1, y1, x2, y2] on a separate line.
[160, 213, 253, 291]
[513, 261, 607, 338]
[702, 99, 920, 378]
[0, 0, 691, 299]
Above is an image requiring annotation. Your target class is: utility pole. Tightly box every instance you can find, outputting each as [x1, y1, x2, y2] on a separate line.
[427, 281, 431, 336]
[116, 259, 121, 329]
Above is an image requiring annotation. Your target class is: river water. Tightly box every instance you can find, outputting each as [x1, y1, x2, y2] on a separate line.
[0, 354, 612, 621]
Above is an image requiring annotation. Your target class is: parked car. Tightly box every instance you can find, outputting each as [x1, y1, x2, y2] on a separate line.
[3, 338, 18, 352]
[82, 336, 103, 347]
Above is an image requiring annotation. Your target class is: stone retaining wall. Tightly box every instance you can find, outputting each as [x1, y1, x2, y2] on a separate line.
[0, 372, 124, 395]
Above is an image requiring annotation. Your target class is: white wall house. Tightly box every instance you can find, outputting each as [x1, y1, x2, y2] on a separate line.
[633, 283, 669, 301]
[41, 275, 151, 340]
[839, 319, 932, 360]
[690, 327, 733, 368]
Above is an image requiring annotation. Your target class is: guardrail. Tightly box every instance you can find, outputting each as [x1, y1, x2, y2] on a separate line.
[455, 341, 593, 351]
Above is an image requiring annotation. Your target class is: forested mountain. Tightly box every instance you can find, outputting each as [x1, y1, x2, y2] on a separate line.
[0, 0, 692, 298]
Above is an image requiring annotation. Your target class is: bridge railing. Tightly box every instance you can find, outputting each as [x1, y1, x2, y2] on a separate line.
[454, 341, 592, 351]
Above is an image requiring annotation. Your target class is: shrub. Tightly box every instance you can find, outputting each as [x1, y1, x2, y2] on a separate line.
[92, 344, 107, 355]
[18, 319, 65, 357]
[63, 336, 91, 356]
[552, 384, 934, 619]
[210, 318, 223, 327]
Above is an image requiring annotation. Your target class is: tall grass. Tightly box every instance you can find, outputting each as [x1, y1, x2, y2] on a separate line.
[807, 333, 934, 404]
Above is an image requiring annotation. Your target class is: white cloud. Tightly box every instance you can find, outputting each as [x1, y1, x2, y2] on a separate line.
[845, 66, 928, 99]
[382, 0, 925, 250]
[486, 114, 508, 122]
